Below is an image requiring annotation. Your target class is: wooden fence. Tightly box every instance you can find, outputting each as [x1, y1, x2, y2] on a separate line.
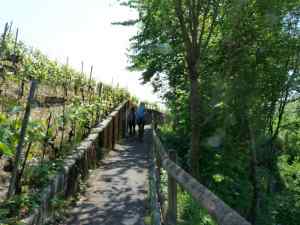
[150, 127, 251, 225]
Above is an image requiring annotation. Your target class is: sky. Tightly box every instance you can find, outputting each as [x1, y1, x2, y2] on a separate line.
[0, 0, 162, 104]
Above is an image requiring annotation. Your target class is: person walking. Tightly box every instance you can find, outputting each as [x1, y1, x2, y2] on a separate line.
[136, 102, 146, 141]
[128, 106, 136, 136]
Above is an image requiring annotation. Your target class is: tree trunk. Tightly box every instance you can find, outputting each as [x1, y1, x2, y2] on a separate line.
[173, 0, 203, 180]
[248, 126, 259, 225]
[189, 63, 201, 179]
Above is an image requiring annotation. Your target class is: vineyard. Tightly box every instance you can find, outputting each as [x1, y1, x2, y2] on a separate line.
[0, 22, 130, 224]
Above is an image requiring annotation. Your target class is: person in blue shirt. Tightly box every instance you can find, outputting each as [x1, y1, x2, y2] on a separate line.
[136, 102, 146, 141]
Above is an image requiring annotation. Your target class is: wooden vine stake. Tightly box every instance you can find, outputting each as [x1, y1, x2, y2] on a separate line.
[64, 57, 69, 97]
[80, 61, 85, 102]
[0, 23, 9, 98]
[12, 28, 25, 99]
[13, 28, 19, 58]
[96, 83, 103, 122]
[88, 65, 93, 104]
[88, 65, 94, 126]
[59, 95, 66, 153]
[0, 22, 9, 55]
[42, 112, 52, 162]
[7, 80, 37, 198]
[8, 21, 13, 34]
[59, 57, 69, 153]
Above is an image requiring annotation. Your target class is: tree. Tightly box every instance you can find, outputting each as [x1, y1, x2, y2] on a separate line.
[121, 0, 300, 223]
[122, 0, 225, 179]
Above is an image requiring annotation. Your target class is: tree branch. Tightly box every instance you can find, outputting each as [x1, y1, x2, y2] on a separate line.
[197, 1, 210, 51]
[202, 0, 220, 54]
[174, 0, 192, 52]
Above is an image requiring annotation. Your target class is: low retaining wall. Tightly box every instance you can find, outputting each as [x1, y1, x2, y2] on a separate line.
[22, 101, 129, 225]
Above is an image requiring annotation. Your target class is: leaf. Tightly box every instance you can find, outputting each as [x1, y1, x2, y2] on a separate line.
[0, 208, 9, 217]
[0, 113, 7, 123]
[9, 105, 24, 114]
[0, 142, 13, 156]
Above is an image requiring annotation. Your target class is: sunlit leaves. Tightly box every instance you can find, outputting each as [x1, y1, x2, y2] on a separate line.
[0, 141, 13, 156]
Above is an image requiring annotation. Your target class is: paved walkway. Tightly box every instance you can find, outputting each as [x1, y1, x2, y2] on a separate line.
[65, 127, 151, 225]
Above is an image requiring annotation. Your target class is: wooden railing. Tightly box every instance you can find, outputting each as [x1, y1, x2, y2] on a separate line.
[150, 128, 251, 225]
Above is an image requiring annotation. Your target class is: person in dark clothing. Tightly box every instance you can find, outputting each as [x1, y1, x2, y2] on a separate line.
[136, 102, 146, 141]
[128, 107, 136, 135]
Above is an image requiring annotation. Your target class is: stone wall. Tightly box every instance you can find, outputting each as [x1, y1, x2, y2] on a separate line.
[22, 101, 129, 225]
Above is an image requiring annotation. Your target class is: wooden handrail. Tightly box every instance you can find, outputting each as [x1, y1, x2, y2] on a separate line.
[152, 129, 251, 225]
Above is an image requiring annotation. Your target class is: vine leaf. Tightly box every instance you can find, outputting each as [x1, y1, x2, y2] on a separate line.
[0, 141, 13, 156]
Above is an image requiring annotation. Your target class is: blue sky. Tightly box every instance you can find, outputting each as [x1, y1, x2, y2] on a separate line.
[0, 0, 161, 103]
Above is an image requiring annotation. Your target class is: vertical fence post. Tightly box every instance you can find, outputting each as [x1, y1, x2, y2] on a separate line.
[118, 109, 122, 140]
[122, 104, 126, 138]
[125, 101, 128, 136]
[98, 130, 104, 159]
[112, 114, 116, 147]
[167, 150, 177, 225]
[103, 126, 107, 151]
[116, 112, 119, 141]
[109, 120, 113, 150]
[154, 111, 158, 130]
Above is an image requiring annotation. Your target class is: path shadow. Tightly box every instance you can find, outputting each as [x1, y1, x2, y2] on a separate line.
[65, 127, 152, 225]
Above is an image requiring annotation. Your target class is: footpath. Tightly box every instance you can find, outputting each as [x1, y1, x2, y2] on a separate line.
[64, 127, 151, 225]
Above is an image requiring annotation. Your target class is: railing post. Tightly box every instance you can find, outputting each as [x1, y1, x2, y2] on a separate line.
[109, 120, 113, 150]
[123, 104, 127, 138]
[112, 115, 115, 147]
[103, 126, 108, 152]
[116, 110, 120, 142]
[125, 101, 129, 136]
[167, 150, 177, 225]
[118, 109, 122, 140]
[112, 113, 118, 145]
[153, 111, 158, 130]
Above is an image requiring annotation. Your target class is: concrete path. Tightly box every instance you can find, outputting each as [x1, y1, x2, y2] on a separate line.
[64, 127, 151, 225]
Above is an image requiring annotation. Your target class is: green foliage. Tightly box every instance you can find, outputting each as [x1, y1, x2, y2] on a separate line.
[125, 0, 300, 223]
[0, 193, 39, 224]
[158, 123, 190, 170]
[178, 191, 216, 225]
[0, 141, 13, 157]
[0, 112, 20, 157]
[23, 160, 63, 189]
[46, 194, 71, 224]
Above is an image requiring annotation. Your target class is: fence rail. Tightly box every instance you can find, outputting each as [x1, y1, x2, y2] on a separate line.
[151, 127, 251, 225]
